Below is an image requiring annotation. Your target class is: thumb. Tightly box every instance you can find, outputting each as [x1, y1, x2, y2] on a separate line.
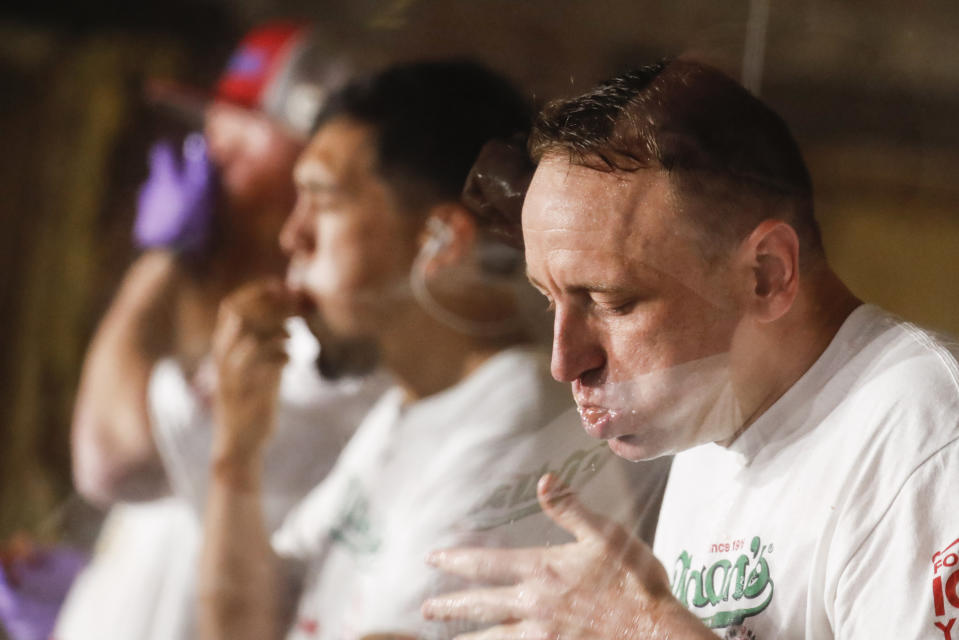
[537, 472, 610, 542]
[182, 133, 215, 186]
[147, 140, 179, 180]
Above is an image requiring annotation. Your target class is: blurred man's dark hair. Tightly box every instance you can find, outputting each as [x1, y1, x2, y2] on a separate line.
[315, 59, 531, 214]
[530, 59, 823, 267]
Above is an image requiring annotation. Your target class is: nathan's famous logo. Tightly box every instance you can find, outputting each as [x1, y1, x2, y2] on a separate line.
[329, 477, 381, 555]
[671, 536, 775, 629]
[468, 443, 610, 531]
[932, 537, 959, 639]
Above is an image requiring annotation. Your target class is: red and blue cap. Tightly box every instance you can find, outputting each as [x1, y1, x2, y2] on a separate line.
[215, 22, 306, 110]
[148, 21, 352, 139]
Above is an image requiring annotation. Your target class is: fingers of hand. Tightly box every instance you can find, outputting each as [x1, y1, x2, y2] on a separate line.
[537, 473, 616, 543]
[212, 334, 286, 454]
[220, 334, 288, 385]
[422, 585, 525, 623]
[182, 132, 208, 167]
[426, 547, 553, 584]
[221, 279, 296, 333]
[214, 280, 294, 359]
[453, 620, 556, 640]
[149, 141, 178, 179]
[212, 306, 243, 359]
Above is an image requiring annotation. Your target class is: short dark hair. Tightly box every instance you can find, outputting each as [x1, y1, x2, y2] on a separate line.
[315, 59, 531, 215]
[530, 59, 823, 266]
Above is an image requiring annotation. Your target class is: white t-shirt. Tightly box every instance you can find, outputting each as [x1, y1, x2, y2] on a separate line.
[53, 498, 198, 640]
[54, 319, 390, 640]
[273, 345, 672, 640]
[152, 317, 391, 527]
[653, 304, 959, 639]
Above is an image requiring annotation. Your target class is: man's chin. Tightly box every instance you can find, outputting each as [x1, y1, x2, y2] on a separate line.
[606, 434, 664, 462]
[316, 337, 380, 380]
[298, 310, 381, 379]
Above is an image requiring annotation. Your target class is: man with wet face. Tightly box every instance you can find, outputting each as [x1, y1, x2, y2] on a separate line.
[199, 60, 657, 640]
[423, 59, 959, 638]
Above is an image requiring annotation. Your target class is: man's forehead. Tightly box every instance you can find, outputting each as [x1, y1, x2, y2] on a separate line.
[523, 157, 673, 230]
[521, 156, 715, 290]
[296, 118, 375, 185]
[293, 151, 335, 185]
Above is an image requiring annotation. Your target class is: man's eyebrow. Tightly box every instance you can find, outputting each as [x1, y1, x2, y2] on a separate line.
[525, 269, 547, 292]
[580, 281, 637, 293]
[525, 269, 632, 296]
[297, 180, 339, 193]
[294, 174, 342, 197]
[294, 162, 337, 188]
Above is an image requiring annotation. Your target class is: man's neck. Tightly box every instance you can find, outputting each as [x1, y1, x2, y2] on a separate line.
[381, 307, 526, 403]
[731, 267, 861, 439]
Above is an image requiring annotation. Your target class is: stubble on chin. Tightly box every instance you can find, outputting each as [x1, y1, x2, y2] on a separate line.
[316, 336, 381, 380]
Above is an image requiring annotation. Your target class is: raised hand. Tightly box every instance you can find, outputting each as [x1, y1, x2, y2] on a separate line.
[211, 279, 296, 475]
[133, 133, 217, 254]
[0, 536, 88, 640]
[422, 473, 708, 640]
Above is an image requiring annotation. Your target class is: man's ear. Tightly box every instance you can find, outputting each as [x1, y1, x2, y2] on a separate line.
[418, 203, 477, 272]
[740, 219, 800, 322]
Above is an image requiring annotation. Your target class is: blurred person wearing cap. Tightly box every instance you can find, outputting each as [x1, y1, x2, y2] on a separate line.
[417, 60, 959, 639]
[197, 59, 669, 640]
[39, 22, 389, 640]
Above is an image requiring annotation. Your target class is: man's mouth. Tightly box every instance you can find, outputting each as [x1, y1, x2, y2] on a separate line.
[576, 404, 620, 439]
[290, 290, 317, 317]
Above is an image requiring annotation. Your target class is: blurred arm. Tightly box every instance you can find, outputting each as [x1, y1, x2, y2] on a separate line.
[198, 458, 286, 640]
[197, 281, 294, 640]
[71, 251, 184, 506]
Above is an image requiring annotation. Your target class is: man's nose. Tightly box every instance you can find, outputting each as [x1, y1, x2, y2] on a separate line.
[278, 203, 315, 258]
[550, 306, 605, 383]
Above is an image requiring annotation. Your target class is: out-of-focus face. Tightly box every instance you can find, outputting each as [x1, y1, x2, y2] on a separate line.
[204, 101, 302, 220]
[523, 155, 747, 460]
[280, 116, 420, 344]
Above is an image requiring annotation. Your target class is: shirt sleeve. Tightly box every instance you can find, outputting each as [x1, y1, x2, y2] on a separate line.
[148, 358, 213, 513]
[270, 468, 349, 563]
[833, 438, 959, 638]
[271, 390, 399, 561]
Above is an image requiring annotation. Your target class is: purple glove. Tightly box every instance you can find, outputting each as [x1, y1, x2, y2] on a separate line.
[133, 133, 217, 253]
[0, 546, 88, 640]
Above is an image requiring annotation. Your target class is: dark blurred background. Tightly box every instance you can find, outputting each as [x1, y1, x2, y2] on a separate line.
[1, 0, 957, 541]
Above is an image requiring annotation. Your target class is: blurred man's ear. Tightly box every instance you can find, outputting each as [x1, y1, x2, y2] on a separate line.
[418, 203, 477, 273]
[740, 219, 800, 323]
